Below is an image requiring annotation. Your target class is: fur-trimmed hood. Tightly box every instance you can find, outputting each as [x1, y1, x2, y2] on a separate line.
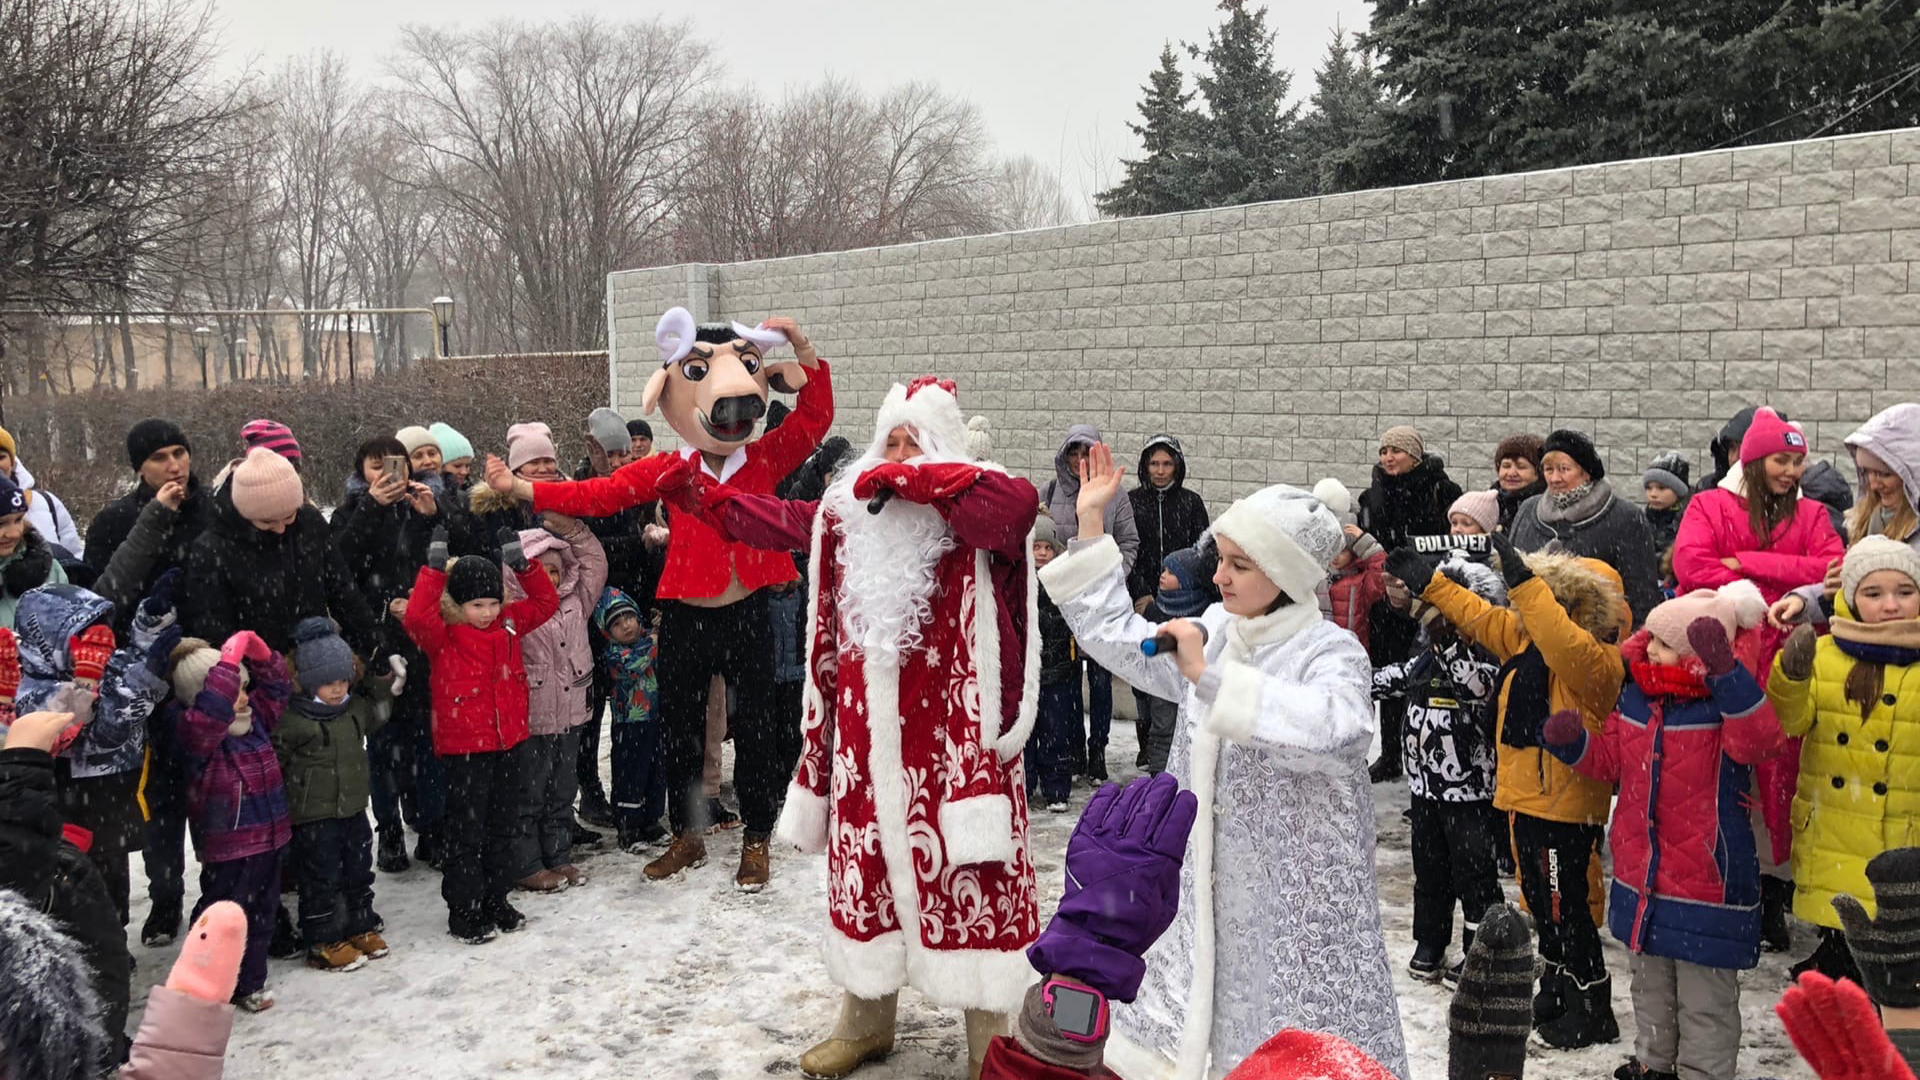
[468, 482, 521, 516]
[1523, 551, 1630, 645]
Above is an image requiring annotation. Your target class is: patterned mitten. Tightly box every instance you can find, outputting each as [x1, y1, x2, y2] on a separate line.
[69, 625, 117, 684]
[1833, 847, 1920, 1008]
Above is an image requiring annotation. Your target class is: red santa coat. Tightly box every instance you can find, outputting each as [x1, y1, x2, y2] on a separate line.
[724, 469, 1042, 1012]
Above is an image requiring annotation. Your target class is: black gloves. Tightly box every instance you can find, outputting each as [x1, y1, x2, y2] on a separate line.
[1383, 549, 1434, 598]
[1834, 848, 1920, 1009]
[1488, 532, 1533, 591]
[427, 526, 449, 572]
[498, 527, 529, 573]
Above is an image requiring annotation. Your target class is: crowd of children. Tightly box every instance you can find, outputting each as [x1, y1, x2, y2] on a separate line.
[4, 394, 1920, 1080]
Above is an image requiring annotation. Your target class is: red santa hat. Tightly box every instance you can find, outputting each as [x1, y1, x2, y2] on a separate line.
[872, 376, 970, 460]
[1221, 1029, 1398, 1080]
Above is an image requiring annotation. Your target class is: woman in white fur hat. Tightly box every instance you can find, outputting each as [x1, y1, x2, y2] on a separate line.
[1036, 442, 1406, 1080]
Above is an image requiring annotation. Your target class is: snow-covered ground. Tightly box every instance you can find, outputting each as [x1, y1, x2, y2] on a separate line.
[125, 718, 1818, 1079]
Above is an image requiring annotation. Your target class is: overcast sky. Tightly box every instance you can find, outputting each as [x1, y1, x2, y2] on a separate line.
[208, 0, 1372, 213]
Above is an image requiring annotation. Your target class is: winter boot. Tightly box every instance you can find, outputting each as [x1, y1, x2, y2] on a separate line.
[1614, 1059, 1680, 1080]
[377, 827, 410, 873]
[306, 940, 367, 973]
[737, 835, 771, 893]
[486, 898, 527, 933]
[1407, 941, 1447, 982]
[1534, 973, 1619, 1050]
[1443, 923, 1477, 990]
[706, 797, 741, 832]
[413, 827, 442, 871]
[1761, 874, 1793, 952]
[1532, 961, 1568, 1027]
[1086, 744, 1108, 782]
[346, 930, 390, 959]
[1791, 927, 1862, 983]
[620, 819, 669, 853]
[964, 1009, 1007, 1080]
[447, 907, 496, 945]
[572, 821, 604, 847]
[576, 787, 617, 829]
[644, 833, 709, 880]
[514, 869, 569, 893]
[140, 904, 181, 948]
[1367, 756, 1403, 784]
[231, 989, 275, 1012]
[800, 992, 898, 1079]
[556, 864, 588, 888]
[267, 903, 304, 960]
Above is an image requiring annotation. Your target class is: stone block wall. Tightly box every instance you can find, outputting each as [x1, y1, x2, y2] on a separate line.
[607, 129, 1920, 510]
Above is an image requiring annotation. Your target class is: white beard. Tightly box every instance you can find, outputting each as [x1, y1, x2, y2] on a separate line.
[824, 464, 957, 662]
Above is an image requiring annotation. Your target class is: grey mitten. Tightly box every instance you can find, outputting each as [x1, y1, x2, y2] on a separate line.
[1780, 623, 1818, 681]
[1834, 847, 1920, 1008]
[427, 526, 449, 571]
[497, 527, 529, 573]
[1449, 902, 1533, 1080]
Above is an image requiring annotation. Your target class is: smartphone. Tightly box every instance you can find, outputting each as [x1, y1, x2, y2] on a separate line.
[382, 455, 409, 486]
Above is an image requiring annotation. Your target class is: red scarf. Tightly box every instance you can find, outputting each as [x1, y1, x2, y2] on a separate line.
[1631, 660, 1709, 700]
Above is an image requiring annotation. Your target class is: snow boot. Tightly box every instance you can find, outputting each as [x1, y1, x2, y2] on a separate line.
[413, 827, 443, 871]
[1442, 923, 1476, 990]
[1367, 756, 1403, 784]
[376, 827, 410, 873]
[448, 907, 496, 945]
[644, 833, 708, 880]
[1534, 973, 1619, 1050]
[1532, 961, 1568, 1027]
[1761, 874, 1793, 952]
[1614, 1059, 1680, 1080]
[486, 898, 527, 933]
[267, 903, 304, 960]
[1791, 927, 1862, 983]
[306, 940, 367, 973]
[1407, 941, 1447, 983]
[514, 869, 569, 893]
[572, 821, 604, 847]
[231, 989, 275, 1012]
[140, 904, 181, 948]
[706, 797, 741, 832]
[346, 930, 390, 959]
[556, 864, 588, 888]
[576, 787, 617, 829]
[800, 992, 897, 1079]
[619, 819, 669, 853]
[737, 836, 771, 893]
[964, 1009, 1006, 1080]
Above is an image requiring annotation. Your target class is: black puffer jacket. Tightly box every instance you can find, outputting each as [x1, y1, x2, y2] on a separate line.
[180, 489, 378, 656]
[81, 476, 212, 595]
[1358, 455, 1463, 552]
[1127, 435, 1211, 601]
[0, 747, 129, 1065]
[331, 477, 435, 613]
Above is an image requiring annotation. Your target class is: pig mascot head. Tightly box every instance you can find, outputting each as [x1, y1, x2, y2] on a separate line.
[642, 307, 815, 456]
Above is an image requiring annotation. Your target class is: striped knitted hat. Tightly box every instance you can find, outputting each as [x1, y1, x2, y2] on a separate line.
[1833, 847, 1920, 1007]
[241, 419, 301, 467]
[1448, 902, 1534, 1080]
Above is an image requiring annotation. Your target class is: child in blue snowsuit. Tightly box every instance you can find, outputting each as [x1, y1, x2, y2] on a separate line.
[595, 588, 664, 853]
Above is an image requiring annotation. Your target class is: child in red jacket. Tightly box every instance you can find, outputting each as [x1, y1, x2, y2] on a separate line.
[403, 528, 559, 944]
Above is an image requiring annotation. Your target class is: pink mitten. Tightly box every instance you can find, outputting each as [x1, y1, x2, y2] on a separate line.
[165, 901, 247, 1004]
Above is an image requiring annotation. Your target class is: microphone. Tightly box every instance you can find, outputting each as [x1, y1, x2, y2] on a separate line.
[1141, 623, 1208, 656]
[867, 489, 894, 515]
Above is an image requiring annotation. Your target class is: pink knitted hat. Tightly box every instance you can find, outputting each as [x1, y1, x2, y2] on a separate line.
[1447, 490, 1499, 534]
[1739, 407, 1808, 465]
[506, 422, 558, 472]
[1643, 580, 1765, 656]
[228, 447, 305, 522]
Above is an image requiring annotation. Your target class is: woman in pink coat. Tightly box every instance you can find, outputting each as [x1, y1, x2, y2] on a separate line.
[1670, 406, 1845, 949]
[505, 516, 608, 892]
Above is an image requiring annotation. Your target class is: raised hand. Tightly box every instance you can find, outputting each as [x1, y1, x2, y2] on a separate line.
[1383, 549, 1434, 599]
[427, 526, 450, 572]
[1832, 848, 1920, 1008]
[484, 454, 519, 497]
[1780, 623, 1819, 681]
[760, 315, 816, 364]
[1488, 532, 1534, 590]
[1770, 594, 1809, 631]
[498, 527, 530, 573]
[1074, 442, 1124, 539]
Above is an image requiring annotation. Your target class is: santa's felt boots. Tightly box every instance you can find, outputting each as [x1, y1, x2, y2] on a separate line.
[800, 992, 897, 1079]
[964, 1009, 1007, 1080]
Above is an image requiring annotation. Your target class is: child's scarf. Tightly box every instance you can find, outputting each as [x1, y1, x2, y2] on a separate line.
[1831, 616, 1920, 668]
[1630, 660, 1709, 700]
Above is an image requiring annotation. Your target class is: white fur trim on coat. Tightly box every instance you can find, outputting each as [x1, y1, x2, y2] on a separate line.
[1037, 533, 1123, 603]
[775, 781, 828, 855]
[977, 540, 1043, 762]
[939, 794, 1016, 867]
[1198, 659, 1263, 746]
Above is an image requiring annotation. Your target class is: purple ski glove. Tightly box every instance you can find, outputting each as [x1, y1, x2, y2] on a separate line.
[1026, 772, 1198, 1002]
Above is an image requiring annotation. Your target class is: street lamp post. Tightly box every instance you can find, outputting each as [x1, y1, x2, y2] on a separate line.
[232, 337, 247, 382]
[431, 296, 454, 359]
[192, 325, 211, 389]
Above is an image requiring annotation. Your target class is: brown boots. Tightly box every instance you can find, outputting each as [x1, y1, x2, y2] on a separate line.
[643, 833, 709, 880]
[737, 836, 771, 893]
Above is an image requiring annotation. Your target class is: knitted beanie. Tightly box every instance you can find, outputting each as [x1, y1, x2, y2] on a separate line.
[1542, 429, 1606, 482]
[1740, 407, 1809, 465]
[1842, 535, 1920, 609]
[1447, 902, 1534, 1080]
[587, 408, 628, 454]
[1643, 450, 1692, 498]
[126, 418, 190, 471]
[395, 426, 438, 456]
[290, 616, 354, 692]
[0, 889, 111, 1080]
[626, 419, 653, 441]
[1448, 490, 1500, 535]
[506, 422, 558, 472]
[0, 472, 23, 518]
[428, 422, 475, 464]
[169, 638, 221, 702]
[448, 555, 505, 605]
[1210, 480, 1349, 603]
[1494, 433, 1543, 470]
[0, 425, 15, 460]
[1644, 580, 1765, 656]
[1031, 513, 1062, 553]
[240, 419, 301, 467]
[228, 447, 304, 522]
[965, 415, 993, 462]
[1379, 425, 1424, 461]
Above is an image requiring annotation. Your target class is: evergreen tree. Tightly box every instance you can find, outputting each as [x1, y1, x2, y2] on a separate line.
[1188, 0, 1302, 205]
[1095, 44, 1205, 217]
[1294, 28, 1383, 195]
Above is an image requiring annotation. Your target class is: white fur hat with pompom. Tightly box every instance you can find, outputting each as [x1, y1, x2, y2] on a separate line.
[1210, 480, 1350, 603]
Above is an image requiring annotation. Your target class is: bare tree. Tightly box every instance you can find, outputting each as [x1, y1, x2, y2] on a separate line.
[336, 114, 439, 371]
[990, 156, 1080, 231]
[385, 15, 711, 353]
